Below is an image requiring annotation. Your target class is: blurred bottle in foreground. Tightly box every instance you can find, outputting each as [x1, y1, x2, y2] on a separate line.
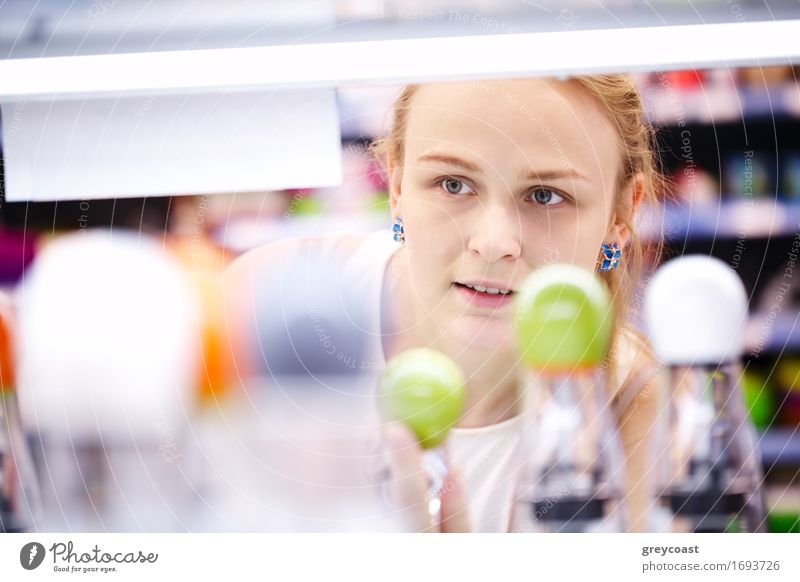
[510, 264, 627, 533]
[377, 348, 466, 530]
[645, 255, 766, 532]
[16, 230, 200, 532]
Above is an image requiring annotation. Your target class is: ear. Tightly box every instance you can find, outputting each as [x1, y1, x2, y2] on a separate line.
[606, 171, 645, 248]
[387, 154, 403, 218]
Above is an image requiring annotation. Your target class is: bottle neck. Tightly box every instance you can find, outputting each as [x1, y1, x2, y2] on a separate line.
[665, 360, 745, 423]
[519, 367, 607, 422]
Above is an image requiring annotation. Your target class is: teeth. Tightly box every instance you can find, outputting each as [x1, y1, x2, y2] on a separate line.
[463, 283, 512, 295]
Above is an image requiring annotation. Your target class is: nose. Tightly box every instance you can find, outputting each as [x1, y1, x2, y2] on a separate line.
[466, 199, 522, 263]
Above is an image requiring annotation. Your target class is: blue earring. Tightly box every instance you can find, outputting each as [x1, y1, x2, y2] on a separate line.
[392, 216, 405, 244]
[598, 242, 622, 272]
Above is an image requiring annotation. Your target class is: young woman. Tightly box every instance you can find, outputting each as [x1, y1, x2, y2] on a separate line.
[226, 74, 666, 533]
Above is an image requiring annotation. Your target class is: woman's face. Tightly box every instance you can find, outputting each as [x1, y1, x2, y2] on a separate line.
[388, 78, 632, 353]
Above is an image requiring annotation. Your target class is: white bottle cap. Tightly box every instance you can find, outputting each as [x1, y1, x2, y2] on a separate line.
[16, 230, 199, 442]
[644, 255, 748, 365]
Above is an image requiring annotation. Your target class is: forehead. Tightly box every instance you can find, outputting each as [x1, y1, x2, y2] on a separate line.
[403, 78, 621, 184]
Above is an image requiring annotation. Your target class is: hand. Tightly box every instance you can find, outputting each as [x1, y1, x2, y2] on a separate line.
[382, 423, 471, 532]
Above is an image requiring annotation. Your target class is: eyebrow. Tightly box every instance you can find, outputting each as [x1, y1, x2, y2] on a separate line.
[415, 153, 590, 182]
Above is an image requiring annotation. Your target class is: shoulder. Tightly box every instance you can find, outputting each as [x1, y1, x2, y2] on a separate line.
[225, 232, 372, 287]
[222, 232, 380, 376]
[609, 325, 664, 415]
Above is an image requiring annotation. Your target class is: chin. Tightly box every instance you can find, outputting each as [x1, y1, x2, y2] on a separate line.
[449, 313, 514, 353]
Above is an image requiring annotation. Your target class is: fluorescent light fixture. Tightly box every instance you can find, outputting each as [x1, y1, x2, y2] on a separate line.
[1, 20, 799, 98]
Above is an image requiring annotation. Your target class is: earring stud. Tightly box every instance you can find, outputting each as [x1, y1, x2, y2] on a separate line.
[392, 216, 405, 244]
[598, 242, 621, 272]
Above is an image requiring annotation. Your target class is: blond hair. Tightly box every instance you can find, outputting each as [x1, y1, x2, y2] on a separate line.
[369, 76, 667, 360]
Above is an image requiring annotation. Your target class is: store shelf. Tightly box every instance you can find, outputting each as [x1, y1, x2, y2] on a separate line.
[639, 200, 800, 241]
[759, 428, 800, 467]
[642, 82, 800, 126]
[746, 315, 800, 356]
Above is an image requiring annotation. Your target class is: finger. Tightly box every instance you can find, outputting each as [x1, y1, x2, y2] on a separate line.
[440, 468, 471, 533]
[382, 423, 432, 531]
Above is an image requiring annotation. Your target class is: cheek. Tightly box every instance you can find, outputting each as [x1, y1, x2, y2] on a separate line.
[402, 189, 460, 232]
[401, 208, 462, 296]
[520, 211, 606, 270]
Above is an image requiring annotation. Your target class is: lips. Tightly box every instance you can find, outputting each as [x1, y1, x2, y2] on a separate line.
[454, 281, 515, 308]
[459, 282, 513, 295]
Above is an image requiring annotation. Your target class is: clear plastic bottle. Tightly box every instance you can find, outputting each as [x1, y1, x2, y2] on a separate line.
[656, 363, 766, 532]
[645, 256, 766, 533]
[513, 370, 627, 533]
[510, 264, 627, 533]
[377, 348, 466, 530]
[15, 231, 200, 532]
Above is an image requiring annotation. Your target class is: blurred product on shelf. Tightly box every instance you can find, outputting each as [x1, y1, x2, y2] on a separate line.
[739, 66, 797, 118]
[167, 252, 232, 405]
[327, 141, 391, 215]
[754, 267, 800, 318]
[166, 197, 235, 408]
[724, 150, 773, 200]
[638, 65, 799, 124]
[739, 65, 794, 88]
[511, 264, 627, 533]
[0, 292, 13, 388]
[741, 369, 777, 430]
[0, 291, 41, 532]
[0, 228, 36, 284]
[663, 70, 704, 89]
[365, 157, 389, 192]
[775, 359, 800, 427]
[283, 188, 324, 216]
[670, 165, 719, 205]
[364, 157, 390, 213]
[766, 483, 800, 533]
[781, 150, 800, 200]
[210, 142, 392, 253]
[15, 230, 201, 532]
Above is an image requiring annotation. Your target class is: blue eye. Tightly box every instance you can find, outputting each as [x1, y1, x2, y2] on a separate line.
[529, 187, 565, 206]
[440, 177, 474, 196]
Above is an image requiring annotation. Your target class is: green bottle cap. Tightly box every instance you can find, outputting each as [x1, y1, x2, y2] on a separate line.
[378, 348, 466, 449]
[514, 264, 613, 370]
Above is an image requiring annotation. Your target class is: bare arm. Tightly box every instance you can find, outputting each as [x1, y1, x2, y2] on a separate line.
[614, 357, 664, 532]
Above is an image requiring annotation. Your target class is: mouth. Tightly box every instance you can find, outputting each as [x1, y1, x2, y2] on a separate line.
[453, 281, 516, 308]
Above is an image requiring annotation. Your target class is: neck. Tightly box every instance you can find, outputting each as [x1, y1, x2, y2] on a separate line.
[382, 249, 521, 429]
[451, 350, 520, 428]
